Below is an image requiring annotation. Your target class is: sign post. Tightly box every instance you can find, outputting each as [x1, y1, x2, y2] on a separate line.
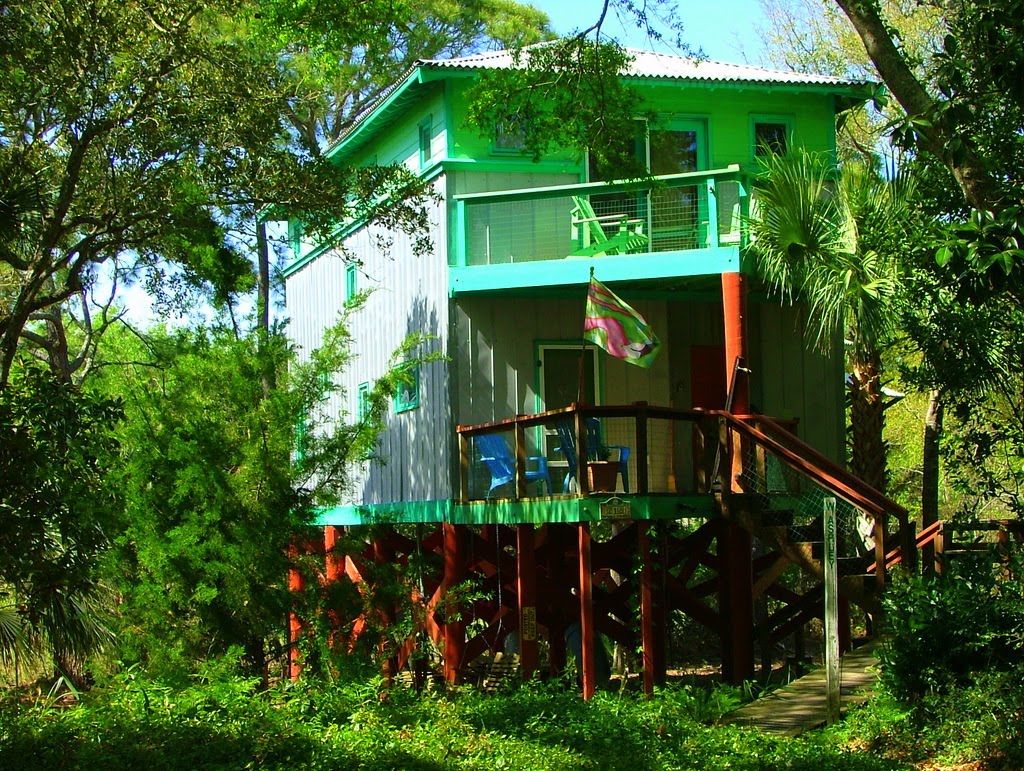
[824, 497, 840, 724]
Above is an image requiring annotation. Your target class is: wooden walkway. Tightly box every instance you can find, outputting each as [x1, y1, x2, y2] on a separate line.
[722, 641, 881, 736]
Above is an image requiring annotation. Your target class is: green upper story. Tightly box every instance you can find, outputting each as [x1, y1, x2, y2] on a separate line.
[286, 46, 870, 291]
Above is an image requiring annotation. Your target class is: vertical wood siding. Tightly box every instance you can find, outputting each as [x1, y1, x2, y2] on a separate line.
[285, 177, 450, 506]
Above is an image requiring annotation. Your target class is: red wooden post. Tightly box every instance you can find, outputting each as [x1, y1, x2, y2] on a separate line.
[287, 540, 305, 681]
[373, 532, 398, 680]
[517, 523, 538, 679]
[722, 272, 749, 414]
[720, 519, 754, 684]
[323, 526, 343, 649]
[443, 523, 467, 684]
[546, 525, 567, 676]
[324, 526, 342, 582]
[638, 522, 657, 697]
[578, 522, 596, 700]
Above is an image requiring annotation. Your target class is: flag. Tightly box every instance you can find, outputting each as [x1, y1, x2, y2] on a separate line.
[584, 275, 661, 367]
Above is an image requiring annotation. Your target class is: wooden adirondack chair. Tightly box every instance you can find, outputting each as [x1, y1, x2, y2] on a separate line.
[569, 196, 649, 257]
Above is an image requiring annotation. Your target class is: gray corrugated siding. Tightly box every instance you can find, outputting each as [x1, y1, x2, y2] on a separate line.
[285, 177, 450, 506]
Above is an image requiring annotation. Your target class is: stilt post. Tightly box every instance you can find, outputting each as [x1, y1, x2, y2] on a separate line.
[578, 522, 596, 700]
[442, 523, 467, 684]
[517, 523, 539, 679]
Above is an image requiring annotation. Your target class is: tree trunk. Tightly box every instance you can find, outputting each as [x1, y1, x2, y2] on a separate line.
[848, 350, 886, 494]
[921, 388, 944, 576]
[256, 218, 275, 398]
[833, 0, 998, 211]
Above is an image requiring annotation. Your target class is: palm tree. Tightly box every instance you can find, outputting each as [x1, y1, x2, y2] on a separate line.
[748, 149, 920, 494]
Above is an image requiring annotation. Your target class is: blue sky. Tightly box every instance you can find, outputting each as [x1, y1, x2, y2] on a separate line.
[525, 0, 769, 63]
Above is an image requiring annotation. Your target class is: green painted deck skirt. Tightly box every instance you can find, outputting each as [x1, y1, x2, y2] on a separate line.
[315, 495, 717, 526]
[449, 247, 740, 296]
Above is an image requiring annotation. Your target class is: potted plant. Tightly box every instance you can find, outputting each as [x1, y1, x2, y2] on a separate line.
[587, 444, 619, 492]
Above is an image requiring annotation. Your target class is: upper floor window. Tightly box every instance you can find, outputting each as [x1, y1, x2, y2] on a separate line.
[345, 262, 357, 301]
[395, 363, 420, 413]
[357, 382, 371, 421]
[492, 117, 527, 154]
[418, 115, 433, 169]
[752, 116, 793, 158]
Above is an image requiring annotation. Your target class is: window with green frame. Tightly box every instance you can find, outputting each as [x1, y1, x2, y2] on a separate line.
[418, 116, 433, 169]
[492, 117, 527, 154]
[751, 115, 793, 159]
[357, 382, 371, 421]
[345, 262, 357, 301]
[394, 363, 420, 413]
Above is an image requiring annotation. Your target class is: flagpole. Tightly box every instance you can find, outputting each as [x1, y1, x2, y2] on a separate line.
[577, 267, 595, 405]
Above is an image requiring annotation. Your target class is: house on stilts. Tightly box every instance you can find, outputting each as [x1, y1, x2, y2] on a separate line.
[281, 45, 927, 696]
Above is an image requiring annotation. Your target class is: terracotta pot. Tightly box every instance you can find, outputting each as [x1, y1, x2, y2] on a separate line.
[587, 461, 620, 492]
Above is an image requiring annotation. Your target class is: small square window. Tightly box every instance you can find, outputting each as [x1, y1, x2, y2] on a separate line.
[493, 117, 527, 153]
[345, 262, 357, 301]
[295, 407, 308, 465]
[357, 382, 371, 421]
[394, 363, 420, 413]
[418, 116, 433, 168]
[753, 119, 791, 157]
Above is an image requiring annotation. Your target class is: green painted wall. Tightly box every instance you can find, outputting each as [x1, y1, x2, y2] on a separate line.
[444, 79, 838, 172]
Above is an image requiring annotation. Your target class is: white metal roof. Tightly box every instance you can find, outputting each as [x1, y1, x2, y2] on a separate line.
[420, 46, 869, 88]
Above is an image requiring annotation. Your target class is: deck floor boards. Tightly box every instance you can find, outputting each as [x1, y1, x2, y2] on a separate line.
[721, 640, 881, 736]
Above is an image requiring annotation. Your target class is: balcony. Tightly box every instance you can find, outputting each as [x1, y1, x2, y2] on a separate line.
[455, 403, 912, 583]
[450, 166, 750, 295]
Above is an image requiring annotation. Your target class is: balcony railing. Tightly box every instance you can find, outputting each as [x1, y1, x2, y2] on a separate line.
[456, 403, 912, 584]
[452, 166, 750, 267]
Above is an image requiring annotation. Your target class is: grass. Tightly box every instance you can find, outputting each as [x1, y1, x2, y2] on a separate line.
[0, 668, 912, 771]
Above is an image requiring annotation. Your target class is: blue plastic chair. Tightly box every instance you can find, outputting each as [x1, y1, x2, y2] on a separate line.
[476, 433, 552, 498]
[554, 418, 631, 493]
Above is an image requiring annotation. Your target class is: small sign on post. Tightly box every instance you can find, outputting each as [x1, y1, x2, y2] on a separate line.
[823, 497, 840, 724]
[599, 497, 632, 522]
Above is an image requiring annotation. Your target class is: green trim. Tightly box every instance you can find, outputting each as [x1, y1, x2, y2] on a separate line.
[449, 247, 740, 295]
[444, 80, 455, 160]
[345, 262, 357, 300]
[454, 199, 467, 268]
[455, 494, 718, 525]
[325, 69, 426, 163]
[705, 178, 719, 248]
[316, 495, 717, 526]
[395, 363, 421, 413]
[418, 115, 434, 169]
[441, 157, 586, 176]
[455, 165, 743, 205]
[316, 499, 451, 526]
[357, 382, 371, 421]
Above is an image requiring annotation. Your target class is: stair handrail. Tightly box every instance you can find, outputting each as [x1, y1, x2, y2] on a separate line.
[719, 411, 909, 525]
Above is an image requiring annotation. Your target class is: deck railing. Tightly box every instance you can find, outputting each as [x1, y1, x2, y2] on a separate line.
[452, 166, 750, 267]
[456, 403, 912, 583]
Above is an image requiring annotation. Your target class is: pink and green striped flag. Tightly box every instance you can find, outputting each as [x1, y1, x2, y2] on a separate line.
[584, 275, 661, 367]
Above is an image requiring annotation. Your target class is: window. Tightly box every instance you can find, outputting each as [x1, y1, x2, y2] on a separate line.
[492, 117, 527, 154]
[418, 115, 433, 168]
[752, 116, 793, 158]
[395, 363, 420, 413]
[357, 382, 371, 421]
[345, 262, 357, 301]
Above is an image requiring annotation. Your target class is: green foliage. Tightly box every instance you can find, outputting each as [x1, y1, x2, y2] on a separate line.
[879, 558, 1024, 701]
[0, 0, 436, 381]
[91, 299, 439, 675]
[0, 366, 121, 666]
[257, 0, 554, 152]
[465, 39, 652, 179]
[0, 666, 910, 770]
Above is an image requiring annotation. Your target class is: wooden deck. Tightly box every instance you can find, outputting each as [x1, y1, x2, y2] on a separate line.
[722, 640, 881, 736]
